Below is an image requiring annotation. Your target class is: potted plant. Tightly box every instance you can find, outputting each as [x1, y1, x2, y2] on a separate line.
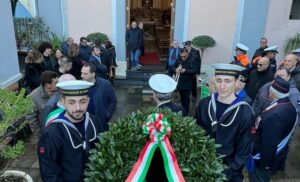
[284, 32, 300, 54]
[0, 89, 33, 181]
[13, 17, 49, 73]
[192, 35, 216, 59]
[13, 17, 49, 51]
[86, 32, 109, 44]
[85, 107, 227, 181]
[49, 32, 65, 51]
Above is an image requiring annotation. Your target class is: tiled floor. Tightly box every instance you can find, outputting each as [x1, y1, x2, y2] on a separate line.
[6, 85, 300, 181]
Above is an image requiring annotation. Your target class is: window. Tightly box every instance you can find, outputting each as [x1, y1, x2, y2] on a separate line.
[290, 0, 300, 19]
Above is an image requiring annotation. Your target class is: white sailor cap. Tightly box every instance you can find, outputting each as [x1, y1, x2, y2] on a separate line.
[291, 48, 300, 54]
[56, 80, 94, 96]
[235, 43, 249, 52]
[149, 74, 176, 93]
[264, 46, 278, 53]
[212, 63, 245, 77]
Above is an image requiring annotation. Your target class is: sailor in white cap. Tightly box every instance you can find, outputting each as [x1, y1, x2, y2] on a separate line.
[149, 74, 187, 116]
[262, 45, 278, 72]
[38, 80, 105, 182]
[147, 74, 187, 182]
[195, 63, 255, 182]
[231, 43, 251, 74]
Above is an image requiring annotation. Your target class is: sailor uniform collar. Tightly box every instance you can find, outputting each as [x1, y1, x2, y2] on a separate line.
[49, 112, 97, 150]
[157, 100, 171, 108]
[209, 93, 253, 131]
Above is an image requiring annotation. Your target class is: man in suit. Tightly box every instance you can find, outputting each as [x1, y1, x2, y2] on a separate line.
[89, 46, 110, 79]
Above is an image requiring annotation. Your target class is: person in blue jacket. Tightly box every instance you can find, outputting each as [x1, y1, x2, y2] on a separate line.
[38, 80, 105, 182]
[81, 63, 117, 130]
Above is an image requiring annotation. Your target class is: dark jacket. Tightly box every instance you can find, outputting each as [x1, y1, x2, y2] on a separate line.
[195, 93, 255, 181]
[252, 97, 297, 172]
[89, 78, 117, 130]
[172, 55, 197, 91]
[290, 64, 300, 91]
[24, 63, 43, 91]
[126, 27, 142, 51]
[158, 101, 187, 117]
[61, 41, 69, 55]
[245, 67, 274, 100]
[68, 55, 83, 79]
[89, 55, 109, 79]
[38, 112, 104, 182]
[107, 47, 117, 66]
[252, 47, 266, 61]
[189, 47, 202, 74]
[79, 45, 91, 62]
[41, 56, 56, 72]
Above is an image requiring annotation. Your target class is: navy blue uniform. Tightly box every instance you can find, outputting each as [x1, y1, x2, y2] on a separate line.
[251, 97, 297, 172]
[38, 112, 104, 182]
[158, 101, 187, 117]
[195, 93, 255, 182]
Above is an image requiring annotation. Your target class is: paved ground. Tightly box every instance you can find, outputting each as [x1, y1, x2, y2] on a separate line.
[6, 84, 300, 181]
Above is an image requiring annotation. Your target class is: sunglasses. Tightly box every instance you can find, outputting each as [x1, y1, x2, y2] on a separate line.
[257, 63, 267, 67]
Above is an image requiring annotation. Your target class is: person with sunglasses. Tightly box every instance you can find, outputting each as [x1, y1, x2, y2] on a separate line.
[245, 57, 274, 101]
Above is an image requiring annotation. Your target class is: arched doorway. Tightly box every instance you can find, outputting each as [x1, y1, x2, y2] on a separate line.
[126, 0, 175, 71]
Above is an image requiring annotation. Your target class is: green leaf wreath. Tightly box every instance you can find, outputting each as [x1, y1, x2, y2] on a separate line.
[85, 107, 227, 182]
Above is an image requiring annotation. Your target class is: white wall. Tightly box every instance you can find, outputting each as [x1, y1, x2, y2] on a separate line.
[188, 0, 239, 65]
[0, 0, 22, 88]
[67, 0, 112, 42]
[264, 0, 300, 61]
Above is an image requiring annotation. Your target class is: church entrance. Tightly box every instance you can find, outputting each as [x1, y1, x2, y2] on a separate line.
[126, 0, 175, 71]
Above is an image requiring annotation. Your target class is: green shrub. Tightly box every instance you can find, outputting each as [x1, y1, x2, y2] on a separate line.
[85, 107, 227, 182]
[284, 32, 300, 54]
[192, 35, 216, 59]
[86, 32, 109, 44]
[0, 89, 32, 159]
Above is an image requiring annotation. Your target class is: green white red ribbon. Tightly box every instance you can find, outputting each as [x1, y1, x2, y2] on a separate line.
[126, 113, 185, 182]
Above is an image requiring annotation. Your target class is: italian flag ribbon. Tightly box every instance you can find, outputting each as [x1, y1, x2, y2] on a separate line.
[126, 113, 185, 182]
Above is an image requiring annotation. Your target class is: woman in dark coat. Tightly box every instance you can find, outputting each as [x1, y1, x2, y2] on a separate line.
[68, 43, 84, 79]
[105, 41, 117, 83]
[24, 50, 44, 92]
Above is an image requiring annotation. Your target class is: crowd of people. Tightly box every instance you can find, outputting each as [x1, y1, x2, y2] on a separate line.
[168, 36, 300, 182]
[18, 23, 300, 181]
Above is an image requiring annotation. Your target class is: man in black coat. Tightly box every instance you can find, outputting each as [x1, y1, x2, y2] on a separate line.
[172, 47, 197, 114]
[245, 57, 274, 100]
[89, 46, 110, 79]
[81, 63, 117, 130]
[249, 76, 297, 182]
[184, 40, 201, 99]
[79, 37, 92, 62]
[195, 63, 255, 182]
[252, 37, 268, 61]
[38, 80, 105, 182]
[126, 21, 142, 70]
